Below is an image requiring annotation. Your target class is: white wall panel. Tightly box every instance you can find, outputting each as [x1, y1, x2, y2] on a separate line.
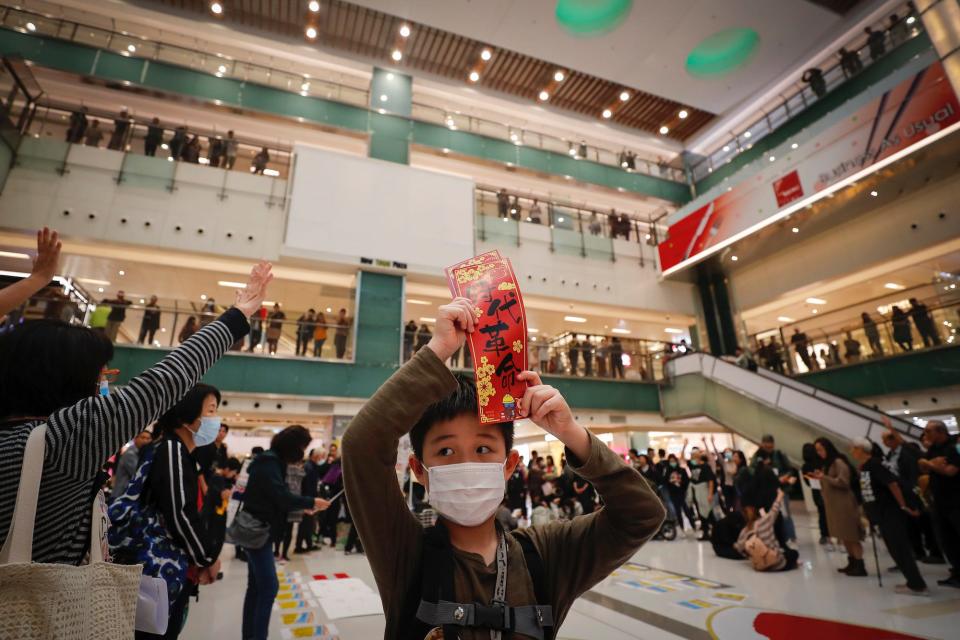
[284, 144, 475, 273]
[777, 386, 871, 441]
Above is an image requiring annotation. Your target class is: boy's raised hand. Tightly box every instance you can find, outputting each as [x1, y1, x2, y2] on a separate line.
[517, 371, 591, 462]
[426, 297, 476, 362]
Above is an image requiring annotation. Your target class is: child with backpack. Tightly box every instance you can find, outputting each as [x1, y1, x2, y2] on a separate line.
[342, 297, 666, 639]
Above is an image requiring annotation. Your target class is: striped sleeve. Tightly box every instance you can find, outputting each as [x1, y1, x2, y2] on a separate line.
[44, 308, 248, 481]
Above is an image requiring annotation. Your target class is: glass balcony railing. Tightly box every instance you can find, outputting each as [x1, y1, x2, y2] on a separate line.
[1, 6, 685, 184]
[690, 2, 924, 181]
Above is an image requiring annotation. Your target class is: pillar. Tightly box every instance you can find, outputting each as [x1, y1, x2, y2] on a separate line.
[368, 67, 412, 164]
[696, 267, 738, 356]
[915, 0, 960, 98]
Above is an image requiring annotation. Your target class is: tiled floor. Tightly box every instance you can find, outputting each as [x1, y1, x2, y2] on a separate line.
[186, 513, 958, 639]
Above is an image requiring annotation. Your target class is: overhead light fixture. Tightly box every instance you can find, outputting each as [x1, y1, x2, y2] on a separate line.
[791, 227, 799, 233]
[442, 147, 450, 154]
[217, 280, 247, 288]
[210, 2, 223, 15]
[884, 282, 905, 290]
[564, 315, 587, 323]
[25, 22, 36, 32]
[730, 255, 738, 261]
[906, 15, 916, 25]
[118, 270, 125, 276]
[619, 90, 630, 102]
[805, 297, 826, 305]
[743, 130, 751, 138]
[811, 309, 819, 314]
[659, 125, 669, 135]
[665, 328, 683, 334]
[308, 0, 320, 12]
[98, 287, 104, 293]
[218, 64, 227, 73]
[612, 328, 631, 335]
[791, 142, 798, 149]
[468, 70, 480, 82]
[391, 49, 402, 61]
[420, 317, 436, 323]
[554, 70, 565, 82]
[379, 94, 388, 102]
[870, 190, 878, 197]
[777, 316, 794, 322]
[0, 251, 30, 260]
[200, 294, 208, 301]
[678, 109, 688, 119]
[538, 90, 549, 101]
[305, 25, 318, 39]
[301, 81, 310, 91]
[602, 108, 612, 119]
[527, 328, 540, 333]
[480, 48, 492, 61]
[399, 24, 411, 38]
[407, 298, 431, 305]
[127, 44, 136, 53]
[722, 145, 730, 152]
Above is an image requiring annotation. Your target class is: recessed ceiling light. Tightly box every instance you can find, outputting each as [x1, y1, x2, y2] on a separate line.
[127, 44, 136, 53]
[659, 125, 669, 135]
[305, 25, 317, 39]
[139, 298, 145, 304]
[564, 315, 587, 323]
[884, 282, 905, 290]
[791, 142, 798, 149]
[538, 90, 549, 101]
[612, 328, 631, 335]
[906, 15, 916, 24]
[200, 294, 208, 301]
[442, 147, 450, 154]
[407, 299, 431, 305]
[217, 280, 247, 288]
[806, 297, 826, 305]
[665, 328, 683, 334]
[118, 270, 125, 276]
[25, 22, 36, 31]
[554, 70, 565, 82]
[768, 156, 775, 162]
[743, 131, 751, 138]
[308, 0, 320, 12]
[678, 109, 688, 119]
[210, 2, 223, 15]
[602, 109, 613, 119]
[468, 70, 480, 82]
[480, 48, 492, 61]
[619, 91, 630, 102]
[730, 255, 738, 261]
[218, 64, 227, 73]
[420, 317, 436, 323]
[379, 94, 388, 102]
[391, 49, 402, 61]
[870, 190, 878, 197]
[399, 24, 411, 38]
[791, 227, 799, 233]
[812, 309, 819, 314]
[300, 81, 310, 91]
[0, 251, 30, 260]
[527, 328, 540, 333]
[98, 287, 104, 293]
[777, 316, 794, 322]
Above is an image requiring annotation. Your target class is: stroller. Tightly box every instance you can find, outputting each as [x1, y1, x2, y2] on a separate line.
[653, 515, 678, 541]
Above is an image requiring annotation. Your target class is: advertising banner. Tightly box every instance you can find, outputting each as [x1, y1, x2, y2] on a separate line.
[659, 60, 960, 275]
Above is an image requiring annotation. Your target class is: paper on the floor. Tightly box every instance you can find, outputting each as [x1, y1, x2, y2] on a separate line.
[318, 592, 384, 620]
[308, 577, 374, 598]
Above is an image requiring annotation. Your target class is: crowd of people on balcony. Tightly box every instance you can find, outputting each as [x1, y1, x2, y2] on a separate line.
[490, 188, 648, 241]
[62, 105, 272, 174]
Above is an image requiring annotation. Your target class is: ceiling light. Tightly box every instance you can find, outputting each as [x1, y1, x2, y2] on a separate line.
[812, 309, 818, 314]
[806, 297, 826, 305]
[564, 315, 587, 323]
[442, 147, 450, 154]
[678, 109, 688, 119]
[200, 294, 208, 301]
[538, 90, 549, 101]
[391, 49, 402, 61]
[777, 316, 794, 322]
[730, 255, 738, 261]
[0, 251, 30, 260]
[528, 328, 539, 333]
[659, 125, 669, 135]
[619, 91, 630, 102]
[468, 70, 480, 82]
[665, 328, 683, 334]
[308, 0, 320, 11]
[870, 190, 878, 197]
[558, 216, 565, 222]
[420, 317, 436, 323]
[399, 24, 411, 38]
[612, 328, 631, 335]
[722, 145, 731, 152]
[301, 81, 310, 91]
[118, 270, 125, 276]
[305, 25, 318, 39]
[480, 48, 492, 61]
[791, 142, 798, 149]
[139, 298, 145, 304]
[127, 44, 136, 53]
[906, 15, 916, 25]
[218, 280, 247, 288]
[602, 109, 612, 119]
[554, 70, 565, 82]
[791, 227, 799, 233]
[210, 2, 223, 15]
[379, 94, 388, 102]
[407, 299, 431, 305]
[743, 131, 751, 138]
[884, 282, 905, 290]
[98, 287, 104, 293]
[218, 64, 227, 73]
[768, 156, 775, 162]
[26, 22, 36, 32]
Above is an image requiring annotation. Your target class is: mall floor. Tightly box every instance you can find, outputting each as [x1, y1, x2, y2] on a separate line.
[187, 510, 958, 640]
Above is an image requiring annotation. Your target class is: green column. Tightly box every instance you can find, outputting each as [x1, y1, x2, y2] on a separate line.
[368, 67, 412, 164]
[354, 270, 403, 367]
[696, 267, 738, 356]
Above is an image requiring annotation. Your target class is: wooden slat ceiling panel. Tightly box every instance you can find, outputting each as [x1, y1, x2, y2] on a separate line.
[144, 0, 715, 139]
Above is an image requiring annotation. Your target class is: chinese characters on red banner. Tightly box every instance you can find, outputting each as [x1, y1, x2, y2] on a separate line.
[445, 251, 528, 424]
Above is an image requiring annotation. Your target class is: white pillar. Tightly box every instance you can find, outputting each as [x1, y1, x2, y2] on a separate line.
[915, 0, 960, 98]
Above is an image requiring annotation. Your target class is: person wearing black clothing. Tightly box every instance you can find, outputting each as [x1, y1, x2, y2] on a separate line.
[790, 328, 812, 370]
[883, 428, 943, 562]
[861, 311, 884, 356]
[750, 434, 798, 541]
[802, 443, 830, 544]
[568, 335, 580, 375]
[850, 438, 928, 595]
[145, 118, 163, 157]
[297, 449, 323, 552]
[66, 106, 88, 143]
[909, 298, 940, 347]
[414, 323, 431, 354]
[201, 456, 242, 567]
[296, 309, 315, 357]
[802, 68, 827, 98]
[839, 47, 863, 78]
[665, 462, 693, 532]
[506, 462, 528, 517]
[689, 453, 717, 540]
[918, 420, 960, 588]
[865, 26, 886, 61]
[108, 109, 132, 151]
[572, 474, 597, 515]
[581, 338, 594, 377]
[241, 426, 330, 640]
[636, 454, 660, 488]
[403, 320, 417, 361]
[496, 189, 509, 218]
[266, 303, 285, 355]
[891, 306, 913, 351]
[207, 137, 224, 168]
[103, 290, 132, 342]
[318, 449, 343, 546]
[138, 295, 161, 345]
[169, 126, 187, 159]
[610, 337, 625, 379]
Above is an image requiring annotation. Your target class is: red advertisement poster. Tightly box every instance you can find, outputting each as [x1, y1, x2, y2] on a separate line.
[772, 170, 803, 207]
[445, 253, 527, 424]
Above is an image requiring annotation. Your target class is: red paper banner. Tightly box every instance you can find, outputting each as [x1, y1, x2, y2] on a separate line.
[445, 251, 527, 424]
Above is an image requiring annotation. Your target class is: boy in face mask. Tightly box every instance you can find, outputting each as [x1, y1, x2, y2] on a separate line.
[343, 297, 665, 639]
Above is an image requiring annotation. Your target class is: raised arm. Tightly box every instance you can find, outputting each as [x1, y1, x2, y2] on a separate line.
[0, 228, 60, 318]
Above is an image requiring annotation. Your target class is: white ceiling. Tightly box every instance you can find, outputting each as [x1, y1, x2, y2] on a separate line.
[350, 0, 872, 114]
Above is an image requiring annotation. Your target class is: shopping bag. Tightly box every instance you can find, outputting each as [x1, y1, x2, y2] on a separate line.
[0, 425, 141, 640]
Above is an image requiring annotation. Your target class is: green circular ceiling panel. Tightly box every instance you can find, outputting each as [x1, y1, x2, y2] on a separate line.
[685, 27, 759, 76]
[555, 0, 633, 35]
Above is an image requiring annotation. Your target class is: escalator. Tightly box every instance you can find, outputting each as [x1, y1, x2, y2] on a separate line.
[660, 352, 924, 460]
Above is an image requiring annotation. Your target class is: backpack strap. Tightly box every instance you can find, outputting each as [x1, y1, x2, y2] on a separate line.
[516, 534, 554, 640]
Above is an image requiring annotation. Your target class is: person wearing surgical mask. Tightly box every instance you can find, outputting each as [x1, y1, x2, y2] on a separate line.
[140, 383, 226, 639]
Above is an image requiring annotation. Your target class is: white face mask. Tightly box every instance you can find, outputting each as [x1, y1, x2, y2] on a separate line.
[425, 461, 506, 527]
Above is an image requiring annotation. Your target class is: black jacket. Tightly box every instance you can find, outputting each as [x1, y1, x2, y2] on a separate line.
[243, 450, 314, 541]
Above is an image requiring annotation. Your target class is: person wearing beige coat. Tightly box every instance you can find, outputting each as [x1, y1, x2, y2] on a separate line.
[808, 438, 867, 576]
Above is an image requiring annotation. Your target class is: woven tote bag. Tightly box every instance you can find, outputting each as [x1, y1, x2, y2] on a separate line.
[0, 425, 142, 640]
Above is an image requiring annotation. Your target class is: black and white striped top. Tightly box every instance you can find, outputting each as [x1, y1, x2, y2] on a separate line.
[0, 309, 248, 565]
